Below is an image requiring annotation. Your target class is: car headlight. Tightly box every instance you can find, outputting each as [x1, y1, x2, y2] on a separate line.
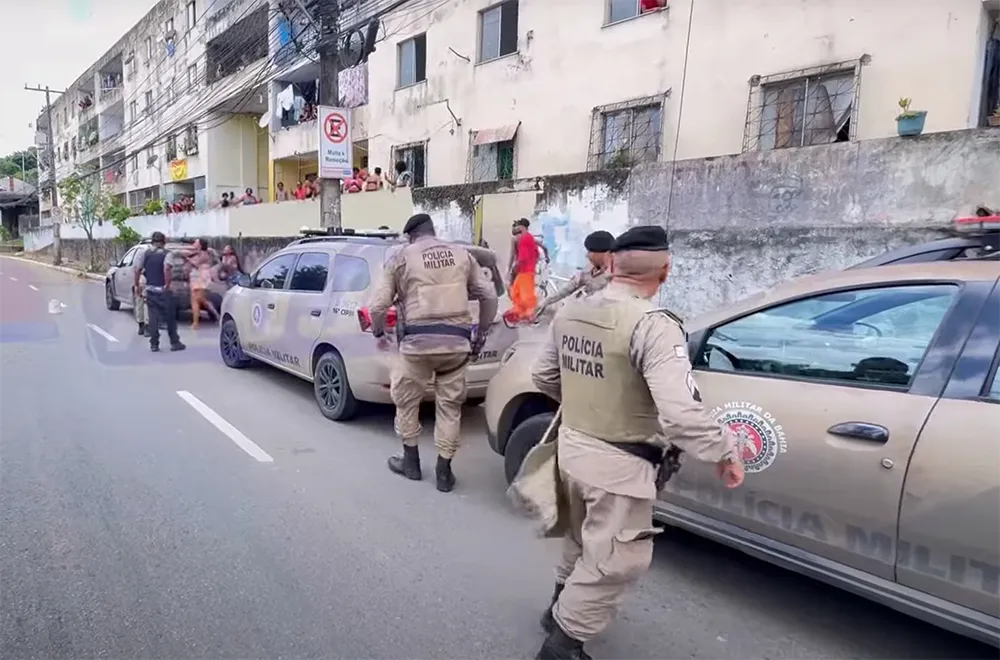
[500, 345, 517, 366]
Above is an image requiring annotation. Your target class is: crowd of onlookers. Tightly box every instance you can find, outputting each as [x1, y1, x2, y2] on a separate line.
[162, 159, 415, 213]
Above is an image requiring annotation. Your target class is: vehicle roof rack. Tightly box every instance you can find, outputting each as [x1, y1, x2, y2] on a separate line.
[848, 211, 999, 269]
[139, 236, 195, 244]
[288, 227, 401, 246]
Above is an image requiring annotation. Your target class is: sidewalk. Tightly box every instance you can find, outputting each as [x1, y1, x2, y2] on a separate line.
[1, 252, 105, 282]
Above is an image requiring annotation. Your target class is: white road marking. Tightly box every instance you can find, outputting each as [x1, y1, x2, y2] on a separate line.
[8, 277, 17, 281]
[86, 324, 119, 343]
[176, 391, 274, 463]
[28, 284, 39, 291]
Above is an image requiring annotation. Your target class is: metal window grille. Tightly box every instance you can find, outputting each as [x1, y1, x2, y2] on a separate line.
[467, 136, 515, 183]
[742, 56, 869, 152]
[587, 94, 667, 170]
[391, 142, 426, 188]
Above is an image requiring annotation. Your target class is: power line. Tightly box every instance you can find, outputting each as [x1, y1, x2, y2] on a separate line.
[663, 0, 696, 230]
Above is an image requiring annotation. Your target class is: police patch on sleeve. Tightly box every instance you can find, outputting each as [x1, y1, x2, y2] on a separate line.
[673, 345, 687, 359]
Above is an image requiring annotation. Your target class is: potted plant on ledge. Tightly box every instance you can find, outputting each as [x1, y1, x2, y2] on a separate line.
[988, 104, 1000, 128]
[896, 97, 927, 137]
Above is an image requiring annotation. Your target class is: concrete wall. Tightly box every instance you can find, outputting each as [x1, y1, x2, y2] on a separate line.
[23, 129, 999, 317]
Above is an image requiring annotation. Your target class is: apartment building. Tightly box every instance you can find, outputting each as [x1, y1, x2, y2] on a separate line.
[36, 0, 279, 219]
[267, 0, 1000, 193]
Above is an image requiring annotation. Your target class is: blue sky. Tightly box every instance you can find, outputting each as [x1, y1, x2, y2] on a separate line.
[0, 0, 157, 157]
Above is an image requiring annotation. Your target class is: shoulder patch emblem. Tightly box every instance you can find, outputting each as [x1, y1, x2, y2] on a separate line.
[646, 307, 686, 339]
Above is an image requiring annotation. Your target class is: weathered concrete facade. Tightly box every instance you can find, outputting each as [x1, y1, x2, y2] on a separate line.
[24, 129, 1000, 317]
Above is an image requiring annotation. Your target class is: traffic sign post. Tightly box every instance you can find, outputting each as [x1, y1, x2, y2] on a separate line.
[318, 106, 353, 180]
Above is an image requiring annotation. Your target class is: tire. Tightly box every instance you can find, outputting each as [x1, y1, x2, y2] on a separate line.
[219, 318, 252, 369]
[105, 281, 121, 311]
[314, 350, 360, 421]
[504, 412, 555, 485]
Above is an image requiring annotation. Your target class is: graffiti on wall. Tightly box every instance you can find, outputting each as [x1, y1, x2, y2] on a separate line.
[536, 186, 630, 280]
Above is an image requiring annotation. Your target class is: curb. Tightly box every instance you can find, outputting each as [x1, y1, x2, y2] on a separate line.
[1, 255, 105, 282]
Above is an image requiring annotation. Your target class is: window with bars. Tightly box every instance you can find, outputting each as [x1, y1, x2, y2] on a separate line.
[478, 1, 518, 63]
[397, 33, 427, 88]
[470, 140, 515, 183]
[144, 90, 154, 114]
[187, 1, 197, 31]
[393, 143, 426, 188]
[187, 64, 197, 90]
[588, 99, 663, 170]
[756, 72, 855, 150]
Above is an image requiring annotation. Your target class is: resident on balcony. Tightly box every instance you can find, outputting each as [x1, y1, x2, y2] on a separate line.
[219, 192, 232, 208]
[388, 160, 412, 191]
[300, 103, 317, 122]
[343, 168, 363, 194]
[293, 181, 309, 200]
[79, 94, 93, 111]
[237, 188, 259, 205]
[275, 181, 291, 201]
[365, 167, 384, 192]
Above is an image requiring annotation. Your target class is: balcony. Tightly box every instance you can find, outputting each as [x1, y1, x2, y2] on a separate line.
[204, 0, 266, 43]
[271, 104, 369, 161]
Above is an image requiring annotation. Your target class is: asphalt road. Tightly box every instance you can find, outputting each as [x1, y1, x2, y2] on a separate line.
[0, 255, 994, 660]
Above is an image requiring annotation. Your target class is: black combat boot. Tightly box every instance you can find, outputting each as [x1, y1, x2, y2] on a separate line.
[435, 456, 456, 493]
[535, 624, 591, 660]
[137, 322, 146, 336]
[170, 342, 186, 352]
[540, 582, 565, 633]
[387, 445, 422, 480]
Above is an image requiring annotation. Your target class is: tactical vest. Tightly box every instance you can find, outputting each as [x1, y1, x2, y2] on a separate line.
[398, 238, 473, 345]
[142, 248, 168, 287]
[554, 296, 660, 444]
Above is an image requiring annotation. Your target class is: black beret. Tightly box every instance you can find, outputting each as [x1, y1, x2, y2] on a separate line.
[583, 230, 615, 252]
[611, 226, 669, 253]
[402, 213, 433, 235]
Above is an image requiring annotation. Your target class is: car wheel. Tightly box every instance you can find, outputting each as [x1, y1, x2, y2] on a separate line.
[219, 318, 252, 369]
[105, 281, 121, 311]
[314, 350, 360, 421]
[504, 412, 555, 484]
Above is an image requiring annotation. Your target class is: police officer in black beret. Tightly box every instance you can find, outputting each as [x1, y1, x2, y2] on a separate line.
[527, 223, 744, 660]
[367, 214, 499, 492]
[535, 230, 615, 319]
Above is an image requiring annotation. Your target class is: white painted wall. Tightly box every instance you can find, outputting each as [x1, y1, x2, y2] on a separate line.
[359, 0, 993, 185]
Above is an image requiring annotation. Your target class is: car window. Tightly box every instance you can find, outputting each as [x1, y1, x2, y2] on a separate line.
[329, 254, 371, 292]
[289, 252, 330, 293]
[120, 247, 138, 266]
[251, 254, 297, 290]
[694, 284, 959, 389]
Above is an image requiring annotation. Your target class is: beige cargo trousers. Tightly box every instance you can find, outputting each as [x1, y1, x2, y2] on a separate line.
[551, 432, 661, 643]
[133, 274, 148, 326]
[390, 353, 468, 458]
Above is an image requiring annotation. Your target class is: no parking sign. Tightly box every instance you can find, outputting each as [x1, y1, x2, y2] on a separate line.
[318, 106, 353, 179]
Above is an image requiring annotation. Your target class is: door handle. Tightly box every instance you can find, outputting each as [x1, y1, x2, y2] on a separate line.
[266, 303, 275, 310]
[310, 309, 321, 317]
[827, 422, 889, 443]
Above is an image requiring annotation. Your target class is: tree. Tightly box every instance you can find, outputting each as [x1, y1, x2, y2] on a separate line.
[58, 173, 111, 271]
[0, 147, 39, 185]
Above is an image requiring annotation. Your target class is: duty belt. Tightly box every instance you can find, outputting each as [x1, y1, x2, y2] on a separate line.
[145, 285, 167, 293]
[611, 441, 685, 490]
[400, 323, 472, 340]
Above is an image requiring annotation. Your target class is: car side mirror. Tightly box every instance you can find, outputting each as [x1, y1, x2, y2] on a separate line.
[235, 273, 252, 288]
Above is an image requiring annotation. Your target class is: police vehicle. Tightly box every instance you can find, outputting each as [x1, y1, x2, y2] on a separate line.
[219, 228, 515, 421]
[483, 217, 1000, 646]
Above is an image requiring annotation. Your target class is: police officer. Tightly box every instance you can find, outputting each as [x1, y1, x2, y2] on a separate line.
[368, 213, 499, 492]
[534, 230, 614, 319]
[530, 225, 744, 660]
[133, 231, 185, 353]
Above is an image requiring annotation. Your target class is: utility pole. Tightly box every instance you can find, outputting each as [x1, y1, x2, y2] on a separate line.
[24, 84, 64, 265]
[315, 0, 342, 230]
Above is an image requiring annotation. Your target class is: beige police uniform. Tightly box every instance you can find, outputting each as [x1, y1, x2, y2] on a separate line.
[531, 281, 739, 645]
[134, 272, 148, 327]
[536, 267, 611, 316]
[368, 235, 498, 465]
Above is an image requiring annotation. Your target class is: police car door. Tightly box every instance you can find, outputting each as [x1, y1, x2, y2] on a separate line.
[114, 246, 142, 302]
[281, 251, 332, 377]
[662, 282, 961, 582]
[242, 253, 298, 363]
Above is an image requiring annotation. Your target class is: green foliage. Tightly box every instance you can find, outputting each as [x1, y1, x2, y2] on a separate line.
[0, 147, 38, 184]
[0, 226, 11, 242]
[112, 216, 141, 246]
[896, 97, 921, 121]
[142, 198, 165, 215]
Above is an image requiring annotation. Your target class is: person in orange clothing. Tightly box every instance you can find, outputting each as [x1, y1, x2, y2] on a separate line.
[503, 218, 539, 325]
